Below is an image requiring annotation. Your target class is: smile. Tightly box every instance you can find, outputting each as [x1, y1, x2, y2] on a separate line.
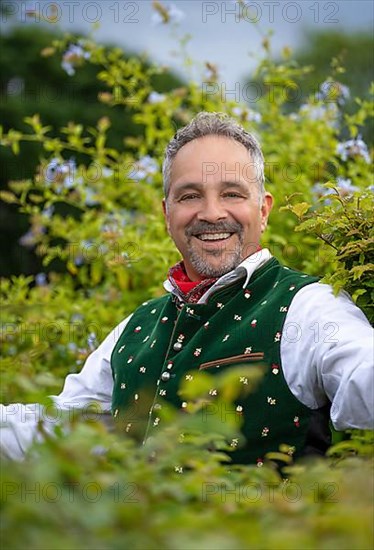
[195, 233, 233, 241]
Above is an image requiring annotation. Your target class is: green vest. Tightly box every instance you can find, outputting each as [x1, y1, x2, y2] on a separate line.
[111, 258, 329, 464]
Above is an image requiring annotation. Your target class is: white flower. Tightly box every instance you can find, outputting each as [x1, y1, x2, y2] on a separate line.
[148, 91, 166, 104]
[336, 136, 371, 164]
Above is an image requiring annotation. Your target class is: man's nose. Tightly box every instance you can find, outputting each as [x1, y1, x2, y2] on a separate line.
[197, 198, 227, 223]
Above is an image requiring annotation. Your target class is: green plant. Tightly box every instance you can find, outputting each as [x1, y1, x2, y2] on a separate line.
[0, 4, 373, 548]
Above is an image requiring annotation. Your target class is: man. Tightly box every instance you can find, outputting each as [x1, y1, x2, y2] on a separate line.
[1, 112, 373, 462]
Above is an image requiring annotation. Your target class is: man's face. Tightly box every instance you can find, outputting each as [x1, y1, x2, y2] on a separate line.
[163, 135, 273, 281]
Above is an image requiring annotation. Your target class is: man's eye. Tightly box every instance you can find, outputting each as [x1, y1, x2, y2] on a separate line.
[179, 194, 199, 201]
[224, 192, 242, 198]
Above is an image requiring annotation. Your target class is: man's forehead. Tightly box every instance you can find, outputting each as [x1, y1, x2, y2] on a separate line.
[173, 134, 251, 157]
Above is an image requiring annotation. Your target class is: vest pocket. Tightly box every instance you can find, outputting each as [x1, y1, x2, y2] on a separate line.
[199, 352, 264, 370]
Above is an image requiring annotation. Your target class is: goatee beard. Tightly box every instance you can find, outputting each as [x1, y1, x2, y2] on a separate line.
[185, 221, 244, 278]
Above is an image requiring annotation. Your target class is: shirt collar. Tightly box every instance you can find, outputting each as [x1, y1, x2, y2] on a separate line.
[163, 248, 272, 304]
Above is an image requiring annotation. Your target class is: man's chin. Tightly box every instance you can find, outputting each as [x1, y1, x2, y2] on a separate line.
[188, 252, 241, 278]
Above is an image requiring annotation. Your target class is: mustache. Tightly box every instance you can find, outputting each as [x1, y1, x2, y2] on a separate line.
[185, 221, 243, 237]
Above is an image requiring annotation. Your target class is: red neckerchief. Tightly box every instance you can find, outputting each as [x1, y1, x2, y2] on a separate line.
[168, 247, 263, 303]
[168, 261, 218, 303]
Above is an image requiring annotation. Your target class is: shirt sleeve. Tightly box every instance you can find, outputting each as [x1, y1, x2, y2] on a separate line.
[281, 283, 374, 430]
[0, 315, 132, 460]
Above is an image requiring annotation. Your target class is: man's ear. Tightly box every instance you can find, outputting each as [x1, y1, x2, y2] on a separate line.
[260, 192, 273, 233]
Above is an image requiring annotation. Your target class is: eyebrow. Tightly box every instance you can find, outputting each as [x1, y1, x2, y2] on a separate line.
[172, 181, 251, 196]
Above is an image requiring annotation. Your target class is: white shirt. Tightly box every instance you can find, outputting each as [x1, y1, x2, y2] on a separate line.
[1, 250, 373, 460]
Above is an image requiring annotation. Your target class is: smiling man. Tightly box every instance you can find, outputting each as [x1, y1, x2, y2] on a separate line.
[163, 133, 273, 280]
[1, 112, 373, 462]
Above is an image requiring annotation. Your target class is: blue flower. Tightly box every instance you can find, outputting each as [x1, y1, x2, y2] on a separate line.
[35, 273, 47, 286]
[61, 44, 91, 76]
[336, 177, 358, 196]
[74, 255, 85, 267]
[87, 332, 98, 351]
[152, 3, 185, 25]
[67, 342, 78, 353]
[312, 183, 335, 204]
[148, 91, 166, 104]
[19, 225, 46, 248]
[232, 106, 262, 123]
[316, 81, 350, 107]
[102, 167, 114, 178]
[19, 230, 36, 248]
[131, 155, 159, 182]
[298, 103, 339, 128]
[44, 158, 76, 188]
[336, 136, 371, 164]
[313, 178, 358, 205]
[84, 187, 99, 206]
[41, 205, 55, 219]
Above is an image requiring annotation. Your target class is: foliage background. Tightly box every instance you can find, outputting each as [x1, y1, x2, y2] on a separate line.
[0, 4, 373, 549]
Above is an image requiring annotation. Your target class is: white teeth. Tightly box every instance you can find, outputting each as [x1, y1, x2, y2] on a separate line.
[197, 233, 231, 241]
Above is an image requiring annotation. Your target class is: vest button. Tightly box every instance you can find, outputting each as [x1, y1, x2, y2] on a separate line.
[161, 371, 171, 382]
[173, 342, 183, 351]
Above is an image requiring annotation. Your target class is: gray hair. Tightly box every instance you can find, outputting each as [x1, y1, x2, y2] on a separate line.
[162, 111, 265, 200]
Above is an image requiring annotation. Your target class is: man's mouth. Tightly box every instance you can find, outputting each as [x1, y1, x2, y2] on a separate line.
[194, 232, 233, 242]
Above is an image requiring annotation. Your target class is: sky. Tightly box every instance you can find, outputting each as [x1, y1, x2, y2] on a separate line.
[3, 0, 374, 87]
